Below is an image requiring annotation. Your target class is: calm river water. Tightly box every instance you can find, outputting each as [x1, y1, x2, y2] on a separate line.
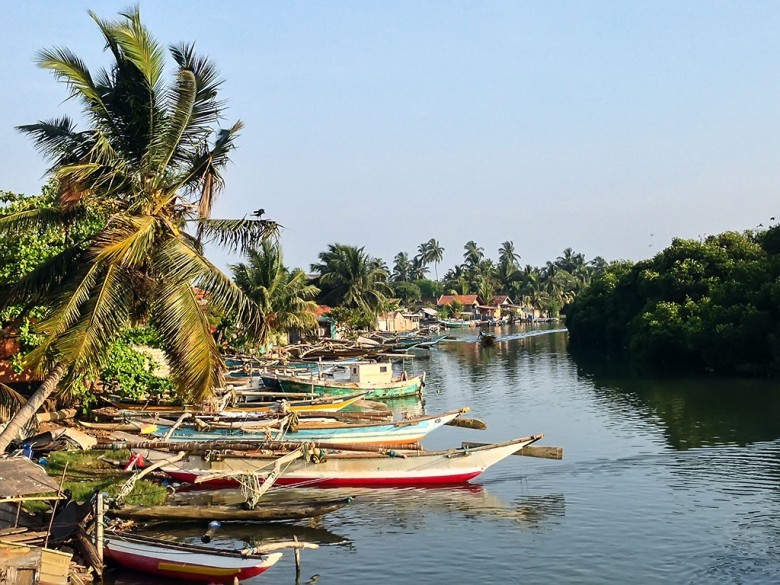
[113, 324, 780, 584]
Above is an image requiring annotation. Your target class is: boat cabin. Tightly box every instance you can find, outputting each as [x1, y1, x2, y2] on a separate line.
[347, 362, 394, 384]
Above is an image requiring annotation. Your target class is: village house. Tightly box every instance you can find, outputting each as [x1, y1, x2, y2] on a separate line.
[436, 294, 482, 320]
[376, 310, 420, 333]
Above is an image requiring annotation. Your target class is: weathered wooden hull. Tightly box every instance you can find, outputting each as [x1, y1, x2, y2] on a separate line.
[151, 410, 462, 446]
[273, 374, 423, 400]
[109, 392, 367, 415]
[104, 532, 282, 583]
[146, 435, 543, 488]
[110, 496, 351, 522]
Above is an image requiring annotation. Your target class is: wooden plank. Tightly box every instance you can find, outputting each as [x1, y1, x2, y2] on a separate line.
[461, 442, 564, 460]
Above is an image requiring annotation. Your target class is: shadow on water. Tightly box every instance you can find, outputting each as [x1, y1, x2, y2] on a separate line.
[571, 347, 780, 450]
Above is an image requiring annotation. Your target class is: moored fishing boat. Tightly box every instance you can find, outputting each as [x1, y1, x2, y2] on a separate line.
[150, 409, 468, 446]
[266, 362, 425, 400]
[103, 531, 283, 583]
[106, 391, 368, 417]
[110, 495, 352, 523]
[130, 434, 544, 488]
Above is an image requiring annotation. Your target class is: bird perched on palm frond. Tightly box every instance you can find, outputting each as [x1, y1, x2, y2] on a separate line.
[252, 209, 265, 218]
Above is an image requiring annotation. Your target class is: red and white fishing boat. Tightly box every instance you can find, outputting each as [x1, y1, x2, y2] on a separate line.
[138, 434, 543, 488]
[103, 531, 282, 583]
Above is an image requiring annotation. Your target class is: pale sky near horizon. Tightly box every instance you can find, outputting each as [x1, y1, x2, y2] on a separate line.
[2, 2, 779, 274]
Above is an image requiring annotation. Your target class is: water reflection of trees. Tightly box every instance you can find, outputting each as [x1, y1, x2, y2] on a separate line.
[572, 350, 780, 449]
[433, 325, 569, 400]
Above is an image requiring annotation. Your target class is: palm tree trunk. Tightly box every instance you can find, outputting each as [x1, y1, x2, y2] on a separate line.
[0, 363, 66, 452]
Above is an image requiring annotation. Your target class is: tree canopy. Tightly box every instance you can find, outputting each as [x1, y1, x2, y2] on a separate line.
[567, 229, 780, 375]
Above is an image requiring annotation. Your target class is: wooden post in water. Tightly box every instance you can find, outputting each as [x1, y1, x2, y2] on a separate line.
[294, 535, 301, 580]
[96, 492, 104, 566]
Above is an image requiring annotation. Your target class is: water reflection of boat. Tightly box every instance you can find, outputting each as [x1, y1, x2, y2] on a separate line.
[379, 395, 426, 417]
[331, 485, 565, 526]
[144, 519, 352, 549]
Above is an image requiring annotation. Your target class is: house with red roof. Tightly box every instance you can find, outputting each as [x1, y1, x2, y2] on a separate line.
[436, 295, 482, 320]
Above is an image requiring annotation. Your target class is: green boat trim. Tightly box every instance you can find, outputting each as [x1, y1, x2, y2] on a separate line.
[274, 374, 424, 400]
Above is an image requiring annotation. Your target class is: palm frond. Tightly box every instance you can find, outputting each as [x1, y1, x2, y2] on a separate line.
[168, 43, 225, 142]
[177, 121, 244, 218]
[51, 263, 134, 376]
[0, 247, 86, 310]
[154, 238, 267, 340]
[195, 218, 280, 253]
[0, 206, 71, 235]
[92, 214, 158, 268]
[16, 117, 79, 161]
[151, 280, 223, 403]
[151, 68, 197, 178]
[111, 7, 165, 93]
[36, 47, 106, 113]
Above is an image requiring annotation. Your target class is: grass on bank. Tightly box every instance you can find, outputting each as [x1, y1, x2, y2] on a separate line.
[24, 449, 168, 513]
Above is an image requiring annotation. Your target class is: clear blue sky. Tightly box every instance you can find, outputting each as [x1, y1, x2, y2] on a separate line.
[2, 2, 779, 273]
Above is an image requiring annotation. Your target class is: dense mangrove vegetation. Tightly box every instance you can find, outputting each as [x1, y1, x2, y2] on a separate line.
[567, 227, 780, 375]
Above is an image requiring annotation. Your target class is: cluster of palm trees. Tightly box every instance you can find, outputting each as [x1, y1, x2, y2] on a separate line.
[387, 238, 607, 316]
[391, 238, 445, 282]
[295, 239, 607, 323]
[442, 243, 607, 315]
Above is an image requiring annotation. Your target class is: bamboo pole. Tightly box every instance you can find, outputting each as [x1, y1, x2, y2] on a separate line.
[460, 442, 564, 460]
[114, 451, 185, 505]
[95, 492, 104, 566]
[44, 461, 68, 548]
[98, 438, 422, 455]
[162, 413, 192, 441]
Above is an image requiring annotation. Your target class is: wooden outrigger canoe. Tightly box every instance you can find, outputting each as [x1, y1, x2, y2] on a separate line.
[106, 391, 368, 415]
[266, 362, 425, 400]
[103, 531, 283, 583]
[150, 409, 467, 446]
[110, 496, 352, 523]
[134, 434, 544, 488]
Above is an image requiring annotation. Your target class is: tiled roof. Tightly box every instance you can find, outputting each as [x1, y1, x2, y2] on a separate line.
[490, 295, 514, 305]
[436, 294, 480, 306]
[312, 305, 332, 317]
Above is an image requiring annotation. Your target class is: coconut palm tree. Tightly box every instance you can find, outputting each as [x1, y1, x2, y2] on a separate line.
[392, 252, 412, 282]
[418, 238, 444, 280]
[555, 247, 586, 274]
[443, 265, 470, 295]
[409, 255, 430, 281]
[311, 244, 391, 316]
[498, 241, 521, 268]
[231, 241, 319, 344]
[463, 240, 485, 269]
[0, 8, 276, 450]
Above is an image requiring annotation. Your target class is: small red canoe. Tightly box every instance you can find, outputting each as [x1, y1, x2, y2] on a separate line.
[104, 531, 282, 583]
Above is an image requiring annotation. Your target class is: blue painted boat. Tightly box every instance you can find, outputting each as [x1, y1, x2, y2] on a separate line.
[150, 409, 466, 446]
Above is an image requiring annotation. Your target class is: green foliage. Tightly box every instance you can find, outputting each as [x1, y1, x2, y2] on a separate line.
[0, 186, 105, 366]
[231, 241, 319, 347]
[391, 281, 422, 305]
[311, 243, 391, 316]
[100, 334, 173, 400]
[568, 230, 780, 375]
[328, 306, 376, 334]
[445, 299, 465, 319]
[415, 278, 441, 300]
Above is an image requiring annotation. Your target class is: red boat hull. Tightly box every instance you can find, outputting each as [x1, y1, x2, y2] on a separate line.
[106, 548, 274, 583]
[165, 469, 483, 488]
